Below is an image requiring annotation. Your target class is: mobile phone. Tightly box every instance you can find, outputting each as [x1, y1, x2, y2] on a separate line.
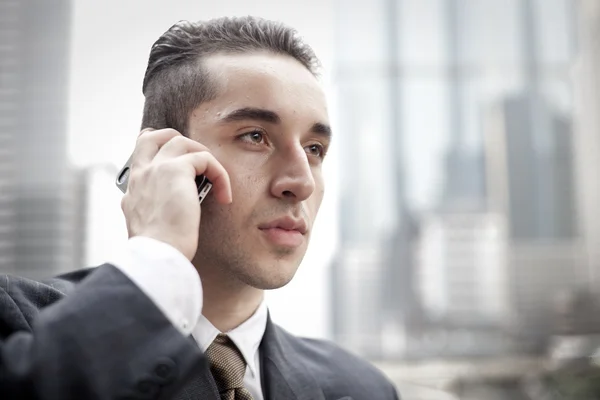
[115, 153, 213, 204]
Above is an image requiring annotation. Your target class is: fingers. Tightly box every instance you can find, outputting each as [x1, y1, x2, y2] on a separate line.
[154, 135, 210, 161]
[179, 152, 233, 204]
[120, 128, 231, 260]
[138, 127, 154, 137]
[133, 128, 211, 165]
[128, 127, 232, 204]
[132, 128, 181, 166]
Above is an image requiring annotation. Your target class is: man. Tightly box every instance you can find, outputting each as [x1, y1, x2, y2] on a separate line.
[0, 16, 400, 400]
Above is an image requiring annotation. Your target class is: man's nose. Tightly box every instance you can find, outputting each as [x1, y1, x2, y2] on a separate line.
[269, 146, 316, 202]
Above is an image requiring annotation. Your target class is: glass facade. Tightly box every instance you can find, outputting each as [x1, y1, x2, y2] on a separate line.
[331, 0, 580, 360]
[0, 0, 83, 279]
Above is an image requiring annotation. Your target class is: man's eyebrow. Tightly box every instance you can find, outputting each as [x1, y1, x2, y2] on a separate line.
[219, 107, 332, 138]
[220, 107, 281, 124]
[311, 122, 332, 138]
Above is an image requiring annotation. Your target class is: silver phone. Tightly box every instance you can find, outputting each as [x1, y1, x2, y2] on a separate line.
[115, 153, 213, 204]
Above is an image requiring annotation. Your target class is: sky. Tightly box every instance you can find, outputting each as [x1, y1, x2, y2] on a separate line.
[67, 0, 339, 339]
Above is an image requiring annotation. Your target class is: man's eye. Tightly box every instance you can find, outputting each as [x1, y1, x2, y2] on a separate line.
[240, 130, 265, 144]
[305, 143, 326, 158]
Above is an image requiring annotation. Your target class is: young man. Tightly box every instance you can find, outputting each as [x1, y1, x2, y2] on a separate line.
[0, 16, 400, 400]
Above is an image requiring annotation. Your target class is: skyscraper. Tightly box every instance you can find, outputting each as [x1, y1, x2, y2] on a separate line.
[439, 0, 487, 209]
[0, 0, 81, 279]
[331, 0, 579, 360]
[481, 0, 581, 348]
[486, 94, 577, 240]
[572, 0, 600, 289]
[330, 0, 418, 360]
[416, 211, 510, 327]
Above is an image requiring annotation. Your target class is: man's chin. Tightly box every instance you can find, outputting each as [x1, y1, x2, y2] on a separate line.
[242, 273, 296, 291]
[262, 279, 296, 290]
[237, 262, 300, 290]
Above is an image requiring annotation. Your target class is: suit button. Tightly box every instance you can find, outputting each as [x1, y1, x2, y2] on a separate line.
[155, 364, 171, 379]
[136, 380, 158, 397]
[153, 358, 177, 383]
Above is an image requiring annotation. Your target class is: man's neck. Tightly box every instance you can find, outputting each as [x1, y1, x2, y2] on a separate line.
[196, 266, 264, 332]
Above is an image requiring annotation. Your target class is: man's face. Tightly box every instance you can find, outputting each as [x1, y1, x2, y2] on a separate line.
[188, 52, 330, 290]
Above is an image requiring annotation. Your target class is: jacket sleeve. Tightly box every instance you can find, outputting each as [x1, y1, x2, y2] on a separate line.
[0, 264, 207, 400]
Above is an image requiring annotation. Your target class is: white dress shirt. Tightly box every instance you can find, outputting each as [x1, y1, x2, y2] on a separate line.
[106, 236, 267, 400]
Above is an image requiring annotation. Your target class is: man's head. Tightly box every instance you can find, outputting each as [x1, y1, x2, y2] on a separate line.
[142, 16, 330, 290]
[141, 16, 320, 135]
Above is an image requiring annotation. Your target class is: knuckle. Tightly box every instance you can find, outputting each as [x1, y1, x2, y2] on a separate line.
[136, 127, 179, 145]
[154, 160, 182, 177]
[135, 130, 154, 145]
[190, 151, 212, 166]
[159, 128, 183, 144]
[127, 162, 180, 189]
[129, 166, 144, 182]
[127, 166, 151, 189]
[162, 128, 181, 137]
[166, 135, 188, 147]
[120, 193, 129, 211]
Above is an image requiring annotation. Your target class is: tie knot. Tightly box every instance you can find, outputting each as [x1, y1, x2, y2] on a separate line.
[206, 334, 247, 392]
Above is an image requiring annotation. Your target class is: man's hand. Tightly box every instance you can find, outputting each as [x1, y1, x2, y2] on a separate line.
[120, 128, 232, 260]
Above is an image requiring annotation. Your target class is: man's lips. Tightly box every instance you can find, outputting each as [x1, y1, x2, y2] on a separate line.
[258, 217, 308, 234]
[259, 227, 304, 247]
[258, 217, 308, 247]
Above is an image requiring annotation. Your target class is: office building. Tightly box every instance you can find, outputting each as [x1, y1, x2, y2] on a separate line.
[572, 0, 600, 289]
[416, 211, 509, 327]
[0, 0, 80, 279]
[331, 0, 578, 359]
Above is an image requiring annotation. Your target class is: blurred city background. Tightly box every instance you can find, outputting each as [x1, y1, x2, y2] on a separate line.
[2, 0, 600, 398]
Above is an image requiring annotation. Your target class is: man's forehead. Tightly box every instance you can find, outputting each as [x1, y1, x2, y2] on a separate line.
[204, 51, 314, 75]
[200, 52, 329, 123]
[204, 52, 323, 96]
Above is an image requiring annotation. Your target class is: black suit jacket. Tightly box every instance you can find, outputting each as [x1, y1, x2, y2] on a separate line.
[0, 264, 400, 400]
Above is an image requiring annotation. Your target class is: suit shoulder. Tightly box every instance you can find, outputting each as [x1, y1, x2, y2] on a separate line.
[0, 267, 95, 335]
[290, 335, 399, 399]
[296, 336, 390, 378]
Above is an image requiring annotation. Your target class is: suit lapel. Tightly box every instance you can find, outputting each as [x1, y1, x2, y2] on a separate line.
[259, 313, 326, 400]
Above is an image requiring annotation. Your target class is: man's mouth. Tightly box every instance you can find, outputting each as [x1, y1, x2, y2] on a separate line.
[258, 216, 308, 247]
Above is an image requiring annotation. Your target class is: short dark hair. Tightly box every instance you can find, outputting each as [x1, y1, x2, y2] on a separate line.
[140, 16, 321, 136]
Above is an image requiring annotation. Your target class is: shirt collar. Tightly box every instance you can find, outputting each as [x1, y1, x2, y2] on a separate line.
[192, 299, 268, 378]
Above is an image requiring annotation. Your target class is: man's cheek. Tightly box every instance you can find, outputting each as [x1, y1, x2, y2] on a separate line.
[313, 187, 325, 210]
